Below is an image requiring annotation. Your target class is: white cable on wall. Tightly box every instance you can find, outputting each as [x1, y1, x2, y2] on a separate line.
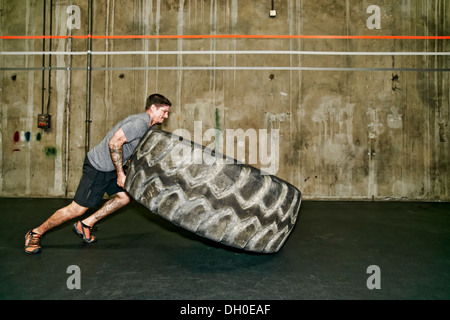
[1, 50, 449, 56]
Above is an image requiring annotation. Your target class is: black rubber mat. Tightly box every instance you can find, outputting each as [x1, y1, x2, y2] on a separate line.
[1, 198, 449, 300]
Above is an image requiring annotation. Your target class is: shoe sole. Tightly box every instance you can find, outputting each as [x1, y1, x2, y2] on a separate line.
[25, 247, 41, 254]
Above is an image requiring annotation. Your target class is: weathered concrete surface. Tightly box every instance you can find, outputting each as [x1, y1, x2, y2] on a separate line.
[0, 0, 449, 201]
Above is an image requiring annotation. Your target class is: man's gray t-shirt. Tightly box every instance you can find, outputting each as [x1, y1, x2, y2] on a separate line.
[87, 112, 151, 172]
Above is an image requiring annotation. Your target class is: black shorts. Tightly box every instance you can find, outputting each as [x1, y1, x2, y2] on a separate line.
[73, 157, 125, 208]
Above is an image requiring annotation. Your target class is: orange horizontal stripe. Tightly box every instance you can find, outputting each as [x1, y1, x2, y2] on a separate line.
[1, 34, 449, 40]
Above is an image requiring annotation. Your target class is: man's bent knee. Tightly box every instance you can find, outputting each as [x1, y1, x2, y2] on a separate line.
[69, 201, 89, 216]
[116, 192, 131, 205]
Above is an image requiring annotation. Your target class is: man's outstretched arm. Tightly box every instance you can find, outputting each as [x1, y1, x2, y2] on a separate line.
[108, 128, 128, 188]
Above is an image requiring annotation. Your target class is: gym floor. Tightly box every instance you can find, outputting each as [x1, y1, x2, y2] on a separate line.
[1, 197, 449, 300]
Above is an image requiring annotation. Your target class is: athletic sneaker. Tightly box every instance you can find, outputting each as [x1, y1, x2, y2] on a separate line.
[24, 230, 42, 254]
[73, 221, 97, 243]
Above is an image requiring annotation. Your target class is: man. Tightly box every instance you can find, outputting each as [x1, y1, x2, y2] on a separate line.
[24, 93, 172, 254]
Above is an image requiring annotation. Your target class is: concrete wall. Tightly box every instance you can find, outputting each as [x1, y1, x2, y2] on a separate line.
[1, 0, 449, 201]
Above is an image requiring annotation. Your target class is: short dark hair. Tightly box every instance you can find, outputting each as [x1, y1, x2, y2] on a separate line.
[145, 93, 172, 110]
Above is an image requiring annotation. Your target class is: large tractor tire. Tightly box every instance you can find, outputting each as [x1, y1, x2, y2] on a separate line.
[125, 129, 302, 253]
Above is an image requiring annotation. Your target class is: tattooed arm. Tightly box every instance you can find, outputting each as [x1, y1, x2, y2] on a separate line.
[108, 128, 128, 188]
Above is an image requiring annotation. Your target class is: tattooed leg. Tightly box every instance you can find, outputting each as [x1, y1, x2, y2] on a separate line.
[33, 201, 89, 235]
[82, 192, 131, 227]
